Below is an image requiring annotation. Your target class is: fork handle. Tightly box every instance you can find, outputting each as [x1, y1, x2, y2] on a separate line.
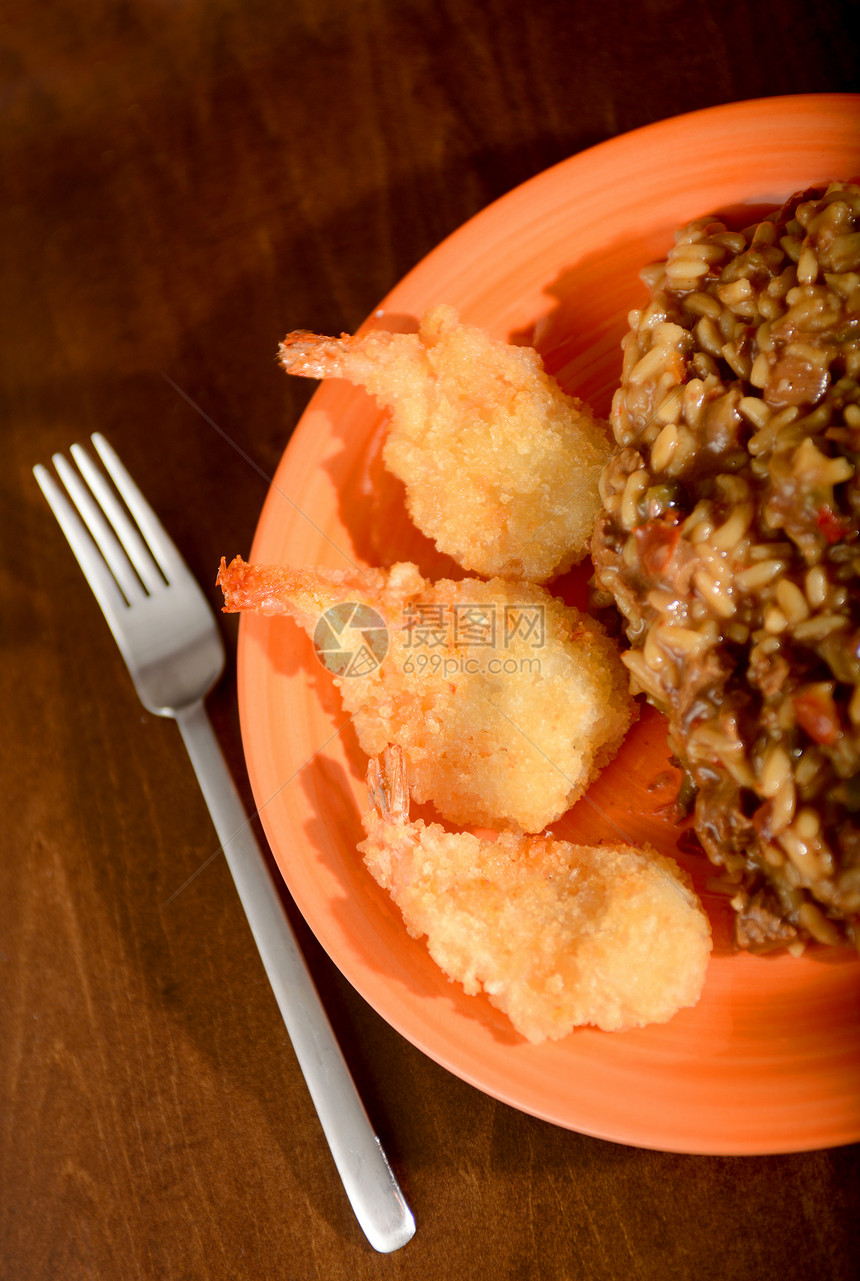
[173, 700, 415, 1253]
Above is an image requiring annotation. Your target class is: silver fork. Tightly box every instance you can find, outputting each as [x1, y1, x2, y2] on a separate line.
[34, 433, 415, 1254]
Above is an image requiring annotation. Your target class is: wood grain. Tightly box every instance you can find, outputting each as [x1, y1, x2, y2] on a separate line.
[2, 2, 860, 1277]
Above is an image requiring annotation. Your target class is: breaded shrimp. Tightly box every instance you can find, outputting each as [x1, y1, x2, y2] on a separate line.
[218, 555, 636, 833]
[359, 747, 712, 1042]
[278, 306, 612, 583]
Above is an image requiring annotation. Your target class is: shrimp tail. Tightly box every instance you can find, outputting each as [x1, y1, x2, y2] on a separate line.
[278, 323, 433, 408]
[216, 555, 391, 630]
[366, 745, 410, 825]
[278, 331, 354, 380]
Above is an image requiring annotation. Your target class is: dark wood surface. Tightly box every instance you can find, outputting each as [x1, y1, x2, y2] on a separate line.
[3, 2, 860, 1277]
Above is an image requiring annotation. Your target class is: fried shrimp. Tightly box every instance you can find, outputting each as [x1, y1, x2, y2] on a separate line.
[278, 305, 612, 583]
[358, 747, 712, 1042]
[217, 555, 636, 832]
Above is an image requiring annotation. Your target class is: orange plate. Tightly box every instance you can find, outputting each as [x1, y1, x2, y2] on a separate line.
[238, 95, 860, 1154]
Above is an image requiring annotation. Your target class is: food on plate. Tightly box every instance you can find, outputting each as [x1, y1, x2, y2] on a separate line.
[278, 304, 612, 583]
[592, 181, 860, 950]
[218, 554, 636, 832]
[359, 745, 712, 1042]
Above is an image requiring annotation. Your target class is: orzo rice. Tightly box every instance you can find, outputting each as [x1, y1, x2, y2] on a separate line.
[592, 182, 860, 951]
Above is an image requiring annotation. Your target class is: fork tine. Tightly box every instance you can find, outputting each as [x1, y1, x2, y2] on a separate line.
[33, 464, 130, 621]
[91, 433, 187, 582]
[71, 443, 166, 595]
[51, 452, 145, 604]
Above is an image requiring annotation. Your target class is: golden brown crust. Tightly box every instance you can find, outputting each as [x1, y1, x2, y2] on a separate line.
[359, 749, 712, 1042]
[277, 306, 612, 582]
[217, 557, 637, 832]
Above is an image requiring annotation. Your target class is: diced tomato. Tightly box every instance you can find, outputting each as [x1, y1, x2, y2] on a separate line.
[792, 685, 842, 745]
[816, 504, 851, 545]
[634, 520, 681, 578]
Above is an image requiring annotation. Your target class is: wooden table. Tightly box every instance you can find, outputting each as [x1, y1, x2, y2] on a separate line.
[3, 2, 859, 1277]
